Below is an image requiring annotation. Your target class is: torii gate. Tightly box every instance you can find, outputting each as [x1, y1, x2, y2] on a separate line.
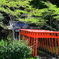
[19, 29, 59, 57]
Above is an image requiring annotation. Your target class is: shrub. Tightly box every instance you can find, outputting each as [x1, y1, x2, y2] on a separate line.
[0, 40, 31, 59]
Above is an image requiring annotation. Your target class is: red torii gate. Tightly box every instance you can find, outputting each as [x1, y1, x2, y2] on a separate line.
[19, 29, 59, 57]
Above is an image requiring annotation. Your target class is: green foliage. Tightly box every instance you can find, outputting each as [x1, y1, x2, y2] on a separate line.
[0, 0, 59, 29]
[0, 40, 31, 59]
[42, 2, 59, 20]
[0, 0, 32, 16]
[0, 0, 48, 26]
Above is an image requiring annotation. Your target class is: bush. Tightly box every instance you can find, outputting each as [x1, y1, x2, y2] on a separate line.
[0, 40, 31, 59]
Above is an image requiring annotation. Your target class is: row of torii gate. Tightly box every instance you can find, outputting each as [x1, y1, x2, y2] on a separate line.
[19, 29, 59, 57]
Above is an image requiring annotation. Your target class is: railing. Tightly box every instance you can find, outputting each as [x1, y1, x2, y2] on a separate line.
[19, 29, 59, 57]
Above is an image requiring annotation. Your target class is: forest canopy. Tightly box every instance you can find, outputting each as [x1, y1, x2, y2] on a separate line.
[0, 0, 59, 30]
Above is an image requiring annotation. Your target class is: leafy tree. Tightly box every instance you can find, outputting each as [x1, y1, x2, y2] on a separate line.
[0, 0, 47, 26]
[38, 2, 59, 31]
[0, 0, 59, 31]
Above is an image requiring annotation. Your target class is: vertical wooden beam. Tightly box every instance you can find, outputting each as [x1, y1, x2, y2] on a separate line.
[34, 38, 38, 57]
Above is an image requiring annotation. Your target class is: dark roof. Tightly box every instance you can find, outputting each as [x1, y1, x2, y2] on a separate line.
[7, 21, 29, 31]
[14, 21, 29, 30]
[15, 21, 28, 27]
